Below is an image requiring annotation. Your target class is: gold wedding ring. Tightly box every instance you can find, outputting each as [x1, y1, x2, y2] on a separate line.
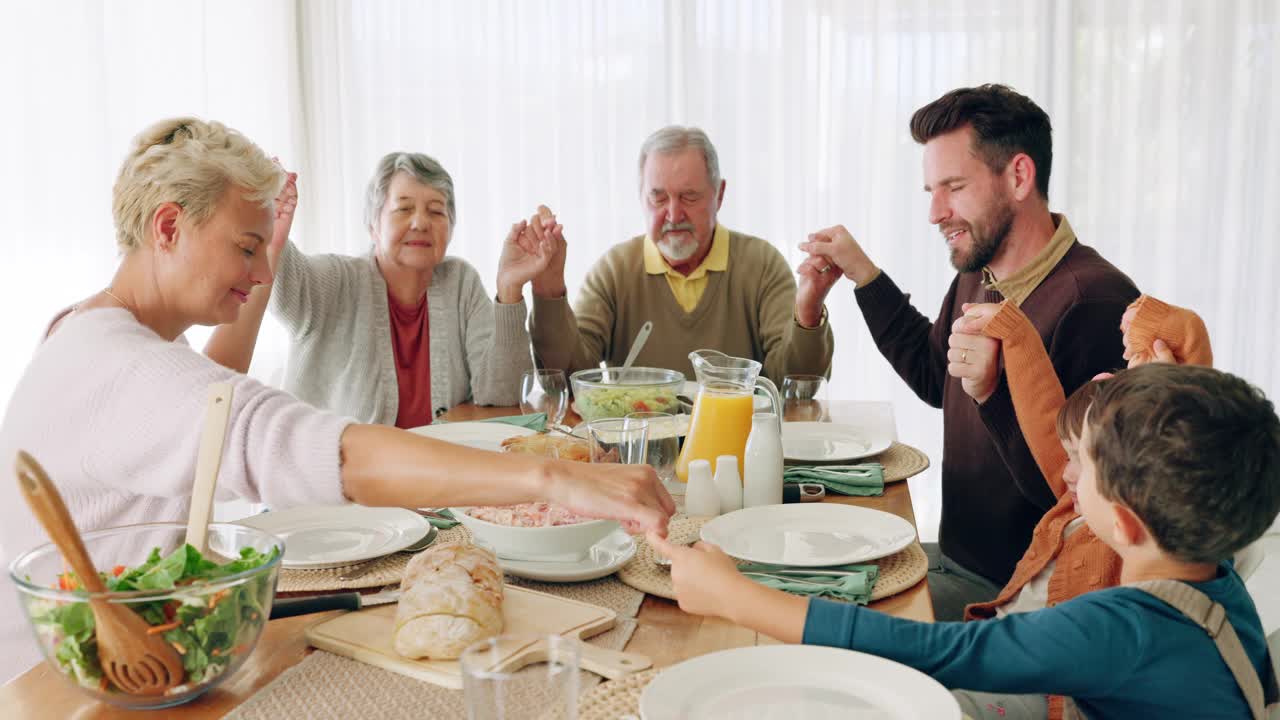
[962, 350, 968, 363]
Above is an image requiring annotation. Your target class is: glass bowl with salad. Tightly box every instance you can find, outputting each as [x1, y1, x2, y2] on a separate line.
[9, 522, 282, 710]
[569, 367, 684, 421]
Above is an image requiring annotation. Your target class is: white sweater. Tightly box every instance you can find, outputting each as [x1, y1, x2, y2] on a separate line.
[0, 308, 353, 682]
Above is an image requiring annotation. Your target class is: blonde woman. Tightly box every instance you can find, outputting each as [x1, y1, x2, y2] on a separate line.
[0, 117, 674, 682]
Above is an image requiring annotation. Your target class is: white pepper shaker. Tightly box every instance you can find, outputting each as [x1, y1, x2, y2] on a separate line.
[713, 455, 743, 514]
[684, 459, 720, 517]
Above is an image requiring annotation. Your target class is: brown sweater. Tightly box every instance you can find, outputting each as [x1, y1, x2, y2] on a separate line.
[855, 238, 1138, 584]
[965, 296, 1213, 720]
[529, 231, 834, 383]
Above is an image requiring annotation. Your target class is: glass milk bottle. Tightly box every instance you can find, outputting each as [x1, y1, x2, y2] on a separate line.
[743, 412, 784, 507]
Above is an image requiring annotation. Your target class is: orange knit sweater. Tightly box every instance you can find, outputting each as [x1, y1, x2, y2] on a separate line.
[963, 295, 1212, 720]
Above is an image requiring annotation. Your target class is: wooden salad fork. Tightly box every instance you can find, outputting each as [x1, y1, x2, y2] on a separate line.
[15, 451, 185, 695]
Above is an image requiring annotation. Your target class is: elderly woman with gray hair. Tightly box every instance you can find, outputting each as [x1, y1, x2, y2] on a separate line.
[236, 152, 557, 427]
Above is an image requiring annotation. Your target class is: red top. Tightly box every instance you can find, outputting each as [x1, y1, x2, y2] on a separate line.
[387, 289, 433, 429]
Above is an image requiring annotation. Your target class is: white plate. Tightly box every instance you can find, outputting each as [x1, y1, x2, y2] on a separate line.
[699, 504, 916, 566]
[236, 506, 430, 569]
[681, 381, 773, 413]
[498, 529, 636, 582]
[640, 645, 959, 720]
[406, 421, 538, 451]
[571, 414, 691, 439]
[781, 421, 892, 462]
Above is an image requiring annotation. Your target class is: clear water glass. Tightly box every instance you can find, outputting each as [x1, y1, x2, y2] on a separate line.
[626, 411, 680, 494]
[461, 634, 581, 720]
[782, 374, 828, 422]
[586, 417, 649, 465]
[520, 369, 569, 427]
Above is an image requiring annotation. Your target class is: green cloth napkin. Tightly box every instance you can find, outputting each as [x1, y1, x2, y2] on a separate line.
[479, 412, 547, 431]
[436, 412, 547, 431]
[783, 463, 884, 496]
[738, 562, 880, 604]
[423, 508, 460, 529]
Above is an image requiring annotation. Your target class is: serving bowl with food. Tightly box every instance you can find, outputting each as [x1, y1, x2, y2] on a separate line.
[10, 522, 281, 709]
[452, 504, 619, 562]
[569, 367, 683, 421]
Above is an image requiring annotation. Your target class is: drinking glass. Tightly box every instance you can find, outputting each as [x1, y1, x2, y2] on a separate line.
[782, 374, 828, 422]
[586, 418, 648, 465]
[461, 634, 581, 720]
[520, 370, 569, 427]
[626, 411, 681, 494]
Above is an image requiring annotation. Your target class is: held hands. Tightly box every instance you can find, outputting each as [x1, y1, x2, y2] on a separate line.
[544, 459, 676, 536]
[497, 205, 565, 304]
[798, 225, 879, 287]
[1119, 306, 1177, 367]
[646, 532, 748, 618]
[948, 303, 1002, 404]
[794, 254, 840, 328]
[267, 162, 299, 280]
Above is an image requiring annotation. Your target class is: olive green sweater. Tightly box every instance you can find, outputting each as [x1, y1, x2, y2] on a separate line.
[529, 230, 833, 383]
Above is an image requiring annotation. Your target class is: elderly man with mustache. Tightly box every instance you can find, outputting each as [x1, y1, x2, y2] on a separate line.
[517, 126, 836, 383]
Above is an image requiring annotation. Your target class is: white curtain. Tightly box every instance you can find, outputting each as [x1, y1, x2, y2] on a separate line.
[2, 0, 1278, 544]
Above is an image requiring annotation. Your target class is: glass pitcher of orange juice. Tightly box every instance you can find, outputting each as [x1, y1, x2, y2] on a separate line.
[675, 349, 782, 483]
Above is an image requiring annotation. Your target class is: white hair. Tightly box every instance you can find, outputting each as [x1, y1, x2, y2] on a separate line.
[364, 152, 457, 229]
[112, 117, 283, 253]
[637, 125, 722, 191]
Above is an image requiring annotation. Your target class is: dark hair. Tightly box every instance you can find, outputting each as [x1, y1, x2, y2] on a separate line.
[1085, 364, 1280, 563]
[1056, 379, 1108, 441]
[910, 84, 1053, 200]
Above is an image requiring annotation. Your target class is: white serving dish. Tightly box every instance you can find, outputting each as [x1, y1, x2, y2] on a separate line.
[451, 507, 620, 562]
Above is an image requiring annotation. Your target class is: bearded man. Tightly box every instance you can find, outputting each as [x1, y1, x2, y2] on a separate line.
[524, 125, 836, 383]
[799, 85, 1138, 620]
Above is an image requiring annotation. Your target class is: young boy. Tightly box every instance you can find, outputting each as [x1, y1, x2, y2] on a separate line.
[652, 364, 1280, 719]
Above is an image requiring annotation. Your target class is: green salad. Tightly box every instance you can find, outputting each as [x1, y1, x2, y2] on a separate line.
[31, 543, 279, 692]
[576, 386, 679, 420]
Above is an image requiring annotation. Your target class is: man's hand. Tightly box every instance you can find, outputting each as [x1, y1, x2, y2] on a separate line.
[794, 254, 840, 328]
[798, 225, 879, 287]
[948, 312, 1001, 404]
[528, 205, 568, 299]
[950, 302, 1003, 335]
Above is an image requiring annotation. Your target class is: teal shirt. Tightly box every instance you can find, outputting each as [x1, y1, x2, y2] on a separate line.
[803, 563, 1270, 718]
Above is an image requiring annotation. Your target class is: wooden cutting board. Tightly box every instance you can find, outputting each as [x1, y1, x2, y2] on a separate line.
[305, 584, 651, 688]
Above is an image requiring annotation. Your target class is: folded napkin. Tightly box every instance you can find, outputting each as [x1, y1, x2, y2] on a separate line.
[423, 508, 461, 529]
[738, 562, 880, 605]
[783, 463, 884, 496]
[479, 412, 547, 431]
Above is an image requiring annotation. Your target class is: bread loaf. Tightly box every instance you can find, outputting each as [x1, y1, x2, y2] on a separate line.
[393, 542, 504, 660]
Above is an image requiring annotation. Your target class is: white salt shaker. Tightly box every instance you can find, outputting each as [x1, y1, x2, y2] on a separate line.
[684, 459, 720, 517]
[713, 455, 743, 514]
[743, 412, 784, 507]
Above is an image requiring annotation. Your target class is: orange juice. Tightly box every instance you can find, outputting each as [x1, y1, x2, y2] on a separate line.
[675, 390, 755, 483]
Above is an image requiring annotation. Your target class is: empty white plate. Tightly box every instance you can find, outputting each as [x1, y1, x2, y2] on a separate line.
[640, 645, 959, 719]
[781, 422, 892, 462]
[499, 528, 637, 582]
[699, 504, 916, 566]
[406, 421, 538, 451]
[236, 505, 430, 569]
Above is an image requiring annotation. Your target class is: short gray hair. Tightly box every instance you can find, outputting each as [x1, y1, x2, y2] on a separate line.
[364, 152, 457, 229]
[637, 126, 721, 192]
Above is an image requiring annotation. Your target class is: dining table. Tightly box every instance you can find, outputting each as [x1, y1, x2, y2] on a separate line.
[0, 401, 933, 719]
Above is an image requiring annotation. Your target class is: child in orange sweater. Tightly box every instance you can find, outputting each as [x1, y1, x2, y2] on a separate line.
[946, 294, 1212, 718]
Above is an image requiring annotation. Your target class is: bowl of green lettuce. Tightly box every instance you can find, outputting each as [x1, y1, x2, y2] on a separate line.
[9, 522, 282, 709]
[570, 367, 684, 421]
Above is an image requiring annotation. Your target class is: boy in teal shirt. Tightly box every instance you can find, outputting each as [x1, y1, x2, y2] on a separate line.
[653, 364, 1279, 718]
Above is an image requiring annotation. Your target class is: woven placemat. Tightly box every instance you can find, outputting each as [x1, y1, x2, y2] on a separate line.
[876, 442, 931, 483]
[275, 525, 473, 593]
[227, 617, 637, 720]
[617, 516, 928, 603]
[506, 574, 644, 618]
[579, 666, 660, 720]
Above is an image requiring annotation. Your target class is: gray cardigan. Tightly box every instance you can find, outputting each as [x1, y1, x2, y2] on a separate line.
[271, 241, 532, 425]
